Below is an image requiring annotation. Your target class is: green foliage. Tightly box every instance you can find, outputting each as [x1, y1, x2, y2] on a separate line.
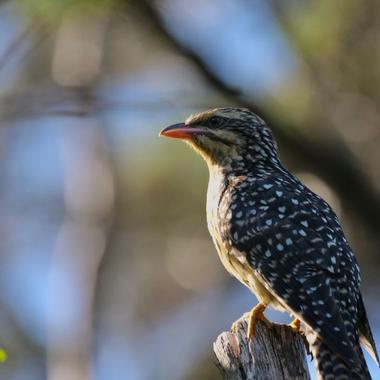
[287, 0, 362, 58]
[0, 348, 7, 363]
[15, 0, 118, 22]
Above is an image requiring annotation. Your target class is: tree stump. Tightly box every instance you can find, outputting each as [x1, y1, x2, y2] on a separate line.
[213, 315, 311, 380]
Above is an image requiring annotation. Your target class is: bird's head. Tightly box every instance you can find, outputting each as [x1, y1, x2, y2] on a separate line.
[159, 107, 279, 170]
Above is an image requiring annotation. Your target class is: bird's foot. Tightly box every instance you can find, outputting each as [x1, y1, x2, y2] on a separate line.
[289, 318, 301, 332]
[289, 318, 309, 353]
[231, 303, 271, 339]
[231, 311, 252, 333]
[247, 303, 271, 339]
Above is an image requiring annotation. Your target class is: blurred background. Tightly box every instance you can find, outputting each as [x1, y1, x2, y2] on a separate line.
[0, 0, 379, 379]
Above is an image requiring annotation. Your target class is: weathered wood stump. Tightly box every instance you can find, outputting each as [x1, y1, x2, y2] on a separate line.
[213, 315, 311, 380]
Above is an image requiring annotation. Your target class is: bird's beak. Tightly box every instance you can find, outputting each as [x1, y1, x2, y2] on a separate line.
[159, 123, 204, 139]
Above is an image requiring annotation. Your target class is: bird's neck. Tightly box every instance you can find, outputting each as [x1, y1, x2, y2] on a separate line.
[207, 154, 282, 181]
[205, 138, 282, 176]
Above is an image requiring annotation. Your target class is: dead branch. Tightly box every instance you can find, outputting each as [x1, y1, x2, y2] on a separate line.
[214, 316, 311, 380]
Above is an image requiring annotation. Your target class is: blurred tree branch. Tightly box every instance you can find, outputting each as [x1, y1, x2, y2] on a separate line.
[0, 12, 51, 76]
[0, 19, 39, 72]
[133, 0, 380, 237]
[0, 87, 206, 120]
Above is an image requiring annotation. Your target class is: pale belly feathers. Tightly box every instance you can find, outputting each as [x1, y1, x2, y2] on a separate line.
[206, 169, 286, 311]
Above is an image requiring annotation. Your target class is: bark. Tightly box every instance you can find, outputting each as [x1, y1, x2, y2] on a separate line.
[213, 316, 311, 380]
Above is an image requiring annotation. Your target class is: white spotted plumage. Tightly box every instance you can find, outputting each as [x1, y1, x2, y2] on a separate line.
[162, 107, 379, 380]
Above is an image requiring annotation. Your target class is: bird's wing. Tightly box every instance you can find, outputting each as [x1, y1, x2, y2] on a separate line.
[226, 185, 362, 368]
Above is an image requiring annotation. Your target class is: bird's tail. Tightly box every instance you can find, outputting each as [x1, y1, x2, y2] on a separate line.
[309, 334, 372, 380]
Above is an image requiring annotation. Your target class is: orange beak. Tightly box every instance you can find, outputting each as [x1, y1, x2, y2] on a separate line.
[159, 123, 204, 139]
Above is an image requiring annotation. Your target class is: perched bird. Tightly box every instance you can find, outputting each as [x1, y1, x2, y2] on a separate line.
[160, 108, 379, 380]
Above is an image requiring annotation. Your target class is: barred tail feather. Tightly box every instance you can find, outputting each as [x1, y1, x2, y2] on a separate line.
[311, 337, 371, 380]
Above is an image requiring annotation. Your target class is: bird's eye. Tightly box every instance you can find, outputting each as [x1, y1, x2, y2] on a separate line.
[208, 116, 222, 127]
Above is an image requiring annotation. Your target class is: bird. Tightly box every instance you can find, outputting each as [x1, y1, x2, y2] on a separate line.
[159, 107, 379, 380]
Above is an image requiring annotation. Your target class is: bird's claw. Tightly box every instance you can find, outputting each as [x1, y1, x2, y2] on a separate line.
[231, 311, 251, 333]
[247, 303, 271, 339]
[289, 318, 301, 332]
[230, 304, 271, 339]
[289, 318, 310, 354]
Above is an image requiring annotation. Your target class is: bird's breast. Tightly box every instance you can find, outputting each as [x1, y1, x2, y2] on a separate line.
[206, 173, 265, 301]
[205, 170, 284, 309]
